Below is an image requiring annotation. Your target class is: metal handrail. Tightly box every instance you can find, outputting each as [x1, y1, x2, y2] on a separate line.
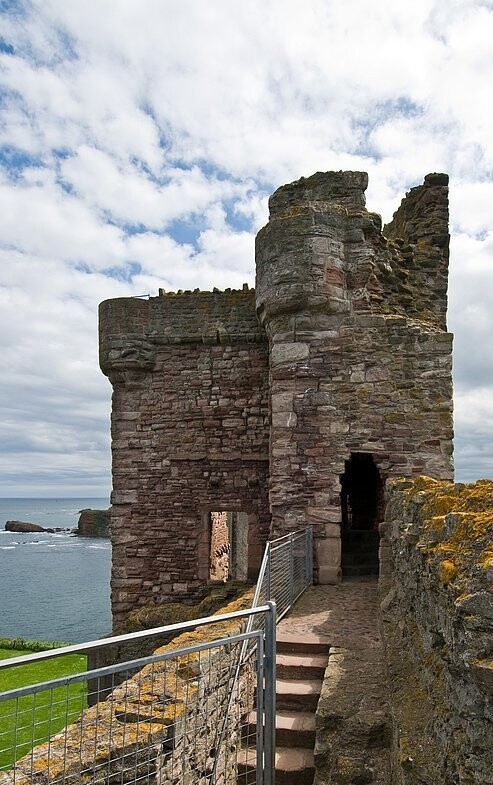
[0, 527, 313, 785]
[0, 603, 270, 671]
[212, 526, 312, 785]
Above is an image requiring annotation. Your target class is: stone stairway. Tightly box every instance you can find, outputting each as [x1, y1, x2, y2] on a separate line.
[341, 530, 380, 576]
[239, 631, 330, 785]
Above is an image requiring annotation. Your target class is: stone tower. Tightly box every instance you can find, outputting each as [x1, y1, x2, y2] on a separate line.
[255, 171, 452, 581]
[99, 171, 453, 628]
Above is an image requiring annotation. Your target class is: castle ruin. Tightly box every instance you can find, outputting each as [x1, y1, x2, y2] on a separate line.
[99, 170, 454, 629]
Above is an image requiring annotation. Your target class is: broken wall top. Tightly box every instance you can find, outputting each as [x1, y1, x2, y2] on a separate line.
[100, 169, 451, 381]
[256, 170, 450, 332]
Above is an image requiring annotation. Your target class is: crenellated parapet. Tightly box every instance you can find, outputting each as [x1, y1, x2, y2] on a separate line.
[99, 286, 266, 383]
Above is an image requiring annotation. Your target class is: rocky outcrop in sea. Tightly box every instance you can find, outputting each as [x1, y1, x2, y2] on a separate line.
[5, 521, 71, 533]
[76, 509, 110, 537]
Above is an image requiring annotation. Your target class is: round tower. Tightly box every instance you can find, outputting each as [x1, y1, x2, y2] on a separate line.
[255, 171, 453, 584]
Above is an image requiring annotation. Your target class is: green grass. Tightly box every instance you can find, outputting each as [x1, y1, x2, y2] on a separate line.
[0, 648, 88, 770]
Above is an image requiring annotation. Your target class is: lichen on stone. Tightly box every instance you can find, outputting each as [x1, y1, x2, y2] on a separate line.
[437, 559, 458, 584]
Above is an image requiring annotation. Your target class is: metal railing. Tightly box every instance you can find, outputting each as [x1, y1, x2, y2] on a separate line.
[265, 528, 313, 620]
[0, 527, 313, 785]
[247, 527, 313, 643]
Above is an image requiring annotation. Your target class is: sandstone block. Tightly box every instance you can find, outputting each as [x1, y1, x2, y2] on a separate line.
[271, 342, 309, 366]
[272, 411, 297, 429]
[271, 392, 294, 412]
[316, 537, 342, 586]
[307, 507, 341, 525]
[111, 489, 138, 504]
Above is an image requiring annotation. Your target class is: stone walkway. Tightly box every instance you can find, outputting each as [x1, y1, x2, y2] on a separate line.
[278, 578, 392, 785]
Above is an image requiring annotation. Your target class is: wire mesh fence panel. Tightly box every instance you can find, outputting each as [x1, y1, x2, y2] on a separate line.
[0, 655, 88, 773]
[0, 527, 312, 785]
[268, 529, 312, 620]
[244, 527, 313, 655]
[0, 624, 272, 785]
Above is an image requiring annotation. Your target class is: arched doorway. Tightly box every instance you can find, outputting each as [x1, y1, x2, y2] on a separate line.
[340, 453, 383, 576]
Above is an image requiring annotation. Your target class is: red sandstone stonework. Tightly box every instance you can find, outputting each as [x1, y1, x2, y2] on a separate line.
[100, 171, 453, 629]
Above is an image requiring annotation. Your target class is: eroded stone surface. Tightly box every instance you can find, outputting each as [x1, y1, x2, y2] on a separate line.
[381, 477, 493, 785]
[99, 170, 454, 626]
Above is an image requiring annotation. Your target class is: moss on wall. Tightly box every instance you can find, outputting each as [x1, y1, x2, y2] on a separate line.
[381, 476, 493, 785]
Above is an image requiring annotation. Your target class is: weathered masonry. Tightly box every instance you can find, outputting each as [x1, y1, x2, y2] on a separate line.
[100, 170, 454, 628]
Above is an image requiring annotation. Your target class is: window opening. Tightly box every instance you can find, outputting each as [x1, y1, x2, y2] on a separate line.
[208, 511, 249, 582]
[209, 512, 230, 582]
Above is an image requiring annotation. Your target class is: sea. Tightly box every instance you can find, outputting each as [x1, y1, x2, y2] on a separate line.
[0, 498, 112, 644]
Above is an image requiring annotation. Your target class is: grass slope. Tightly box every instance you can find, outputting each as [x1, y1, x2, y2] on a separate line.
[0, 648, 87, 770]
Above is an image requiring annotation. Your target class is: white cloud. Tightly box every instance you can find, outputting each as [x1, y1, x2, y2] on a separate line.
[1, 0, 493, 493]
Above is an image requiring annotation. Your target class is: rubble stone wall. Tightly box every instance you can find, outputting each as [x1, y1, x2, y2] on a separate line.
[100, 290, 270, 629]
[381, 476, 493, 785]
[255, 171, 453, 582]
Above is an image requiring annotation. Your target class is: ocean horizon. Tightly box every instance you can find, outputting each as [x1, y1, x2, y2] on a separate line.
[0, 497, 112, 644]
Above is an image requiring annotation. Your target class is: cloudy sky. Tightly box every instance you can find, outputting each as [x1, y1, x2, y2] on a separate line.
[1, 0, 492, 497]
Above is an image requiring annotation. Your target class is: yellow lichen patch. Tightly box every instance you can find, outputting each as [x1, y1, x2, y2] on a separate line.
[409, 475, 444, 494]
[273, 204, 307, 220]
[427, 515, 447, 532]
[438, 560, 458, 584]
[402, 477, 493, 589]
[423, 496, 457, 518]
[472, 657, 493, 670]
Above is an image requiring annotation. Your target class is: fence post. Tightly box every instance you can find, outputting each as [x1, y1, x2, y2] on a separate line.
[289, 533, 294, 608]
[308, 526, 313, 585]
[264, 600, 277, 785]
[256, 633, 265, 785]
[266, 543, 271, 601]
[305, 527, 311, 587]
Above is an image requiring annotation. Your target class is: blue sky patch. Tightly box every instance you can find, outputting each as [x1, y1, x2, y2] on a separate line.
[102, 262, 142, 283]
[0, 148, 45, 176]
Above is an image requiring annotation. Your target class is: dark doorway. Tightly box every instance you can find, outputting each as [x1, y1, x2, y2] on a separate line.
[340, 453, 383, 576]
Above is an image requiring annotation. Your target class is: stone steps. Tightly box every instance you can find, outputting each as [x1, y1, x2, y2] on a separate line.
[245, 708, 316, 747]
[341, 530, 380, 576]
[238, 745, 315, 785]
[276, 678, 323, 712]
[276, 632, 330, 655]
[276, 652, 328, 680]
[239, 631, 329, 785]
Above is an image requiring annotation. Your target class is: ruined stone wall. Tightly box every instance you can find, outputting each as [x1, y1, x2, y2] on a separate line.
[381, 477, 493, 785]
[100, 169, 454, 611]
[100, 289, 270, 629]
[255, 171, 453, 582]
